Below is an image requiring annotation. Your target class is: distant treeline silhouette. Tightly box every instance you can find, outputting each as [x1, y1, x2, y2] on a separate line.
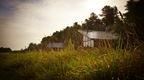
[0, 47, 12, 53]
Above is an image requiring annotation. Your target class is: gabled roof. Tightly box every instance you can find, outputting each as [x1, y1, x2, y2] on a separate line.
[78, 30, 118, 39]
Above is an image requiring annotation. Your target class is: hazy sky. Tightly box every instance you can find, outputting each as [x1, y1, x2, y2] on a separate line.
[0, 0, 128, 50]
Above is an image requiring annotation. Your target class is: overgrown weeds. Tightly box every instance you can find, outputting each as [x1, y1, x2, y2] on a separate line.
[0, 48, 143, 80]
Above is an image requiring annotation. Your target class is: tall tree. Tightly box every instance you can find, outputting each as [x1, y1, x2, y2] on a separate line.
[125, 0, 144, 41]
[82, 12, 104, 31]
[27, 43, 38, 51]
[73, 22, 81, 29]
[101, 6, 119, 30]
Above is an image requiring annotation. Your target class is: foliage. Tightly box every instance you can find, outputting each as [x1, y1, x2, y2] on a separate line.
[0, 48, 143, 80]
[82, 12, 104, 31]
[64, 39, 75, 51]
[101, 6, 119, 27]
[125, 0, 144, 41]
[35, 23, 82, 51]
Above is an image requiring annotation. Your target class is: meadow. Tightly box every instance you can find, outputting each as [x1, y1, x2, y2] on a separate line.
[0, 48, 144, 80]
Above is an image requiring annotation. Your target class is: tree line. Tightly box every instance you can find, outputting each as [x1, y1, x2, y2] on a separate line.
[0, 47, 12, 53]
[26, 0, 144, 51]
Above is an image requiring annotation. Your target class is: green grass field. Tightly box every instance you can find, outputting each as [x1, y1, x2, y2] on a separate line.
[0, 48, 144, 80]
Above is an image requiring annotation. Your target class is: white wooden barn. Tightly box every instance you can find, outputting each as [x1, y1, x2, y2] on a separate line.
[78, 30, 118, 47]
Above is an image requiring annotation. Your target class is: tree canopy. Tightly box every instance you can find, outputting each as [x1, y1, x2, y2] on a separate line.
[125, 0, 144, 41]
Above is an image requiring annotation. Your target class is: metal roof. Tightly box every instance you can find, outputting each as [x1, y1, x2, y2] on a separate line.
[47, 42, 64, 48]
[78, 30, 118, 39]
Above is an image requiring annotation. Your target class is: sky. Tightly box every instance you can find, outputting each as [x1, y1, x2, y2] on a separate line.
[0, 0, 128, 50]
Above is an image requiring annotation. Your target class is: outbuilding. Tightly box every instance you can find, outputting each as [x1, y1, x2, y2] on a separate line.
[47, 42, 64, 49]
[78, 30, 118, 47]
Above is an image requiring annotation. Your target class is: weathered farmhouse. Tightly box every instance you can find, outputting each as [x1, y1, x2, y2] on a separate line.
[78, 30, 118, 47]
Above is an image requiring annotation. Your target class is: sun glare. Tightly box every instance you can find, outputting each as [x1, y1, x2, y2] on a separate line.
[84, 0, 107, 14]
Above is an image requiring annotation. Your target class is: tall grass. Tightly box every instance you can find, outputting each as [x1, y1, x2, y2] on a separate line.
[0, 48, 143, 80]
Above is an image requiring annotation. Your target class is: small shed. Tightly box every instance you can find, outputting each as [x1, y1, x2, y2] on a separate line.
[78, 30, 118, 47]
[47, 42, 64, 49]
